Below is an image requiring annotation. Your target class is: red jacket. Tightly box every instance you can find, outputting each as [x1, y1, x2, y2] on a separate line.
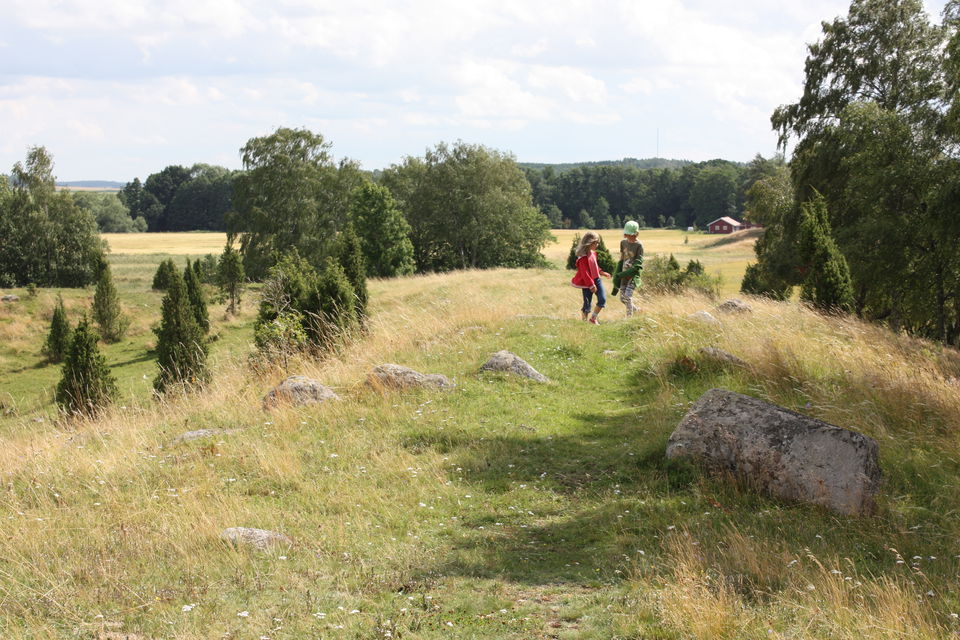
[571, 251, 600, 289]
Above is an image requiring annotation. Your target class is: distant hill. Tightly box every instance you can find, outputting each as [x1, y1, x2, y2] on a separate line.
[518, 157, 692, 172]
[56, 180, 124, 191]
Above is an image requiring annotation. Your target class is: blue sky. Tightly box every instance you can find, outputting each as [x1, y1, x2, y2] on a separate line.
[0, 0, 949, 182]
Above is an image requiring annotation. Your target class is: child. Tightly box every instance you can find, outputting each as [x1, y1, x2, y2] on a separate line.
[612, 220, 643, 317]
[570, 231, 611, 324]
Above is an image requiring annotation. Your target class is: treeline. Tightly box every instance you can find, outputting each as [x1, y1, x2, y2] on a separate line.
[743, 0, 960, 347]
[522, 156, 783, 230]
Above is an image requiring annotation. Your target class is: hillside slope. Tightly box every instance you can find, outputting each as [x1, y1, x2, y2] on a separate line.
[2, 268, 960, 639]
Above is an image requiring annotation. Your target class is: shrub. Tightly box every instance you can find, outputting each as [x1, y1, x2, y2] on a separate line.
[154, 270, 209, 393]
[643, 254, 721, 298]
[92, 260, 128, 342]
[152, 258, 179, 291]
[183, 259, 209, 334]
[43, 294, 72, 363]
[217, 242, 245, 315]
[55, 317, 118, 416]
[337, 222, 368, 323]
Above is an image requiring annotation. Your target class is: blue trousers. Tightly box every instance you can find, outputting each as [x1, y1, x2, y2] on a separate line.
[581, 278, 606, 314]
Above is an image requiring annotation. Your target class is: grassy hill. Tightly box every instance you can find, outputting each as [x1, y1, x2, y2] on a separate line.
[2, 232, 960, 638]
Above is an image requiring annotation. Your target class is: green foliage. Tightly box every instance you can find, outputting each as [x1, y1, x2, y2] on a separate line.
[644, 254, 721, 297]
[43, 294, 72, 363]
[152, 258, 179, 291]
[183, 260, 209, 334]
[348, 181, 415, 278]
[230, 127, 363, 279]
[798, 196, 854, 313]
[336, 223, 368, 323]
[143, 165, 192, 231]
[217, 242, 244, 315]
[381, 141, 551, 272]
[55, 317, 118, 416]
[688, 164, 738, 227]
[741, 262, 792, 300]
[73, 192, 146, 232]
[595, 235, 616, 275]
[566, 234, 580, 270]
[0, 147, 105, 287]
[253, 310, 308, 368]
[92, 261, 128, 342]
[255, 250, 355, 357]
[305, 258, 356, 348]
[154, 270, 209, 393]
[118, 178, 162, 229]
[164, 164, 236, 231]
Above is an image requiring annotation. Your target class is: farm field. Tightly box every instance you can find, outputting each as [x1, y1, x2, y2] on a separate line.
[1, 227, 960, 639]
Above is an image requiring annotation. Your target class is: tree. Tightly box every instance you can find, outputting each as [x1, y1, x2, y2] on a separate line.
[304, 258, 356, 348]
[92, 259, 128, 342]
[183, 259, 209, 334]
[143, 165, 192, 231]
[229, 127, 363, 279]
[688, 164, 739, 227]
[55, 317, 118, 416]
[348, 181, 415, 278]
[73, 192, 146, 232]
[797, 195, 854, 312]
[336, 223, 368, 323]
[44, 294, 72, 363]
[164, 164, 236, 231]
[217, 241, 244, 315]
[152, 258, 179, 291]
[118, 178, 163, 229]
[0, 147, 104, 287]
[381, 141, 551, 272]
[154, 270, 208, 393]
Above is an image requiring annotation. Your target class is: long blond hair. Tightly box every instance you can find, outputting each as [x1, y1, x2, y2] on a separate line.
[575, 231, 600, 258]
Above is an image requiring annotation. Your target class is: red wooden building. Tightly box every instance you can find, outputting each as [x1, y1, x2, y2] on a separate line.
[707, 216, 742, 234]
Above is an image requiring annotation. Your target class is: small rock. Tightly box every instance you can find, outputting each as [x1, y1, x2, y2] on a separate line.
[716, 298, 752, 313]
[170, 428, 241, 445]
[221, 527, 291, 551]
[602, 350, 619, 357]
[1, 294, 19, 303]
[480, 350, 548, 382]
[689, 310, 720, 324]
[698, 347, 748, 367]
[367, 364, 455, 390]
[263, 375, 339, 410]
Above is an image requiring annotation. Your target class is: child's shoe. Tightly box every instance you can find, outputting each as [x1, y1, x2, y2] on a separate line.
[589, 315, 600, 325]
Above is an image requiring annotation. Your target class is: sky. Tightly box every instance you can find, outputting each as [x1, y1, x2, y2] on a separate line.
[0, 0, 950, 182]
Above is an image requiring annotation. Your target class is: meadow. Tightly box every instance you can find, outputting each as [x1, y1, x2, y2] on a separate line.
[2, 229, 960, 639]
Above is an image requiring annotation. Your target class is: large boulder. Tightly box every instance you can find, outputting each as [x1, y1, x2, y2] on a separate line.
[263, 375, 339, 410]
[688, 310, 720, 325]
[666, 389, 881, 516]
[480, 350, 548, 382]
[367, 364, 455, 391]
[1, 294, 19, 303]
[221, 527, 291, 551]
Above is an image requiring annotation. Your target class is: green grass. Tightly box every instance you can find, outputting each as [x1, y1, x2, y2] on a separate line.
[3, 233, 959, 638]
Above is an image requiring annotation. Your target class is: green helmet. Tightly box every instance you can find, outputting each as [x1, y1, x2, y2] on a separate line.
[624, 220, 640, 235]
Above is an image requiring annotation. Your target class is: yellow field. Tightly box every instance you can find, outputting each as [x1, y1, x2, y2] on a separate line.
[102, 232, 228, 255]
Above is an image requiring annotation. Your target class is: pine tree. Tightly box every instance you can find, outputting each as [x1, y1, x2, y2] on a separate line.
[304, 258, 356, 349]
[595, 235, 616, 275]
[337, 222, 368, 323]
[152, 258, 178, 290]
[91, 260, 128, 342]
[798, 196, 854, 313]
[44, 294, 72, 363]
[217, 242, 244, 315]
[154, 270, 208, 393]
[566, 234, 580, 270]
[56, 316, 118, 416]
[183, 259, 209, 334]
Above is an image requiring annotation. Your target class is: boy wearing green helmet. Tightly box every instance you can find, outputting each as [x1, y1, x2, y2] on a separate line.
[611, 220, 643, 317]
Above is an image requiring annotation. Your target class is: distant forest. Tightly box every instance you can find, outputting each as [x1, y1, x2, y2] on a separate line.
[52, 155, 764, 234]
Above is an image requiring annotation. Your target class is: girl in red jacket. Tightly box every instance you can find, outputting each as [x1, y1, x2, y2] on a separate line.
[570, 231, 611, 324]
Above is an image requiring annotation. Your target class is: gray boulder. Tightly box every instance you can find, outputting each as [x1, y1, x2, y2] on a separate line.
[480, 350, 548, 382]
[688, 310, 720, 325]
[263, 375, 339, 410]
[169, 428, 241, 446]
[221, 527, 291, 551]
[666, 389, 881, 516]
[716, 298, 752, 314]
[1, 294, 19, 303]
[698, 347, 748, 368]
[367, 364, 455, 390]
